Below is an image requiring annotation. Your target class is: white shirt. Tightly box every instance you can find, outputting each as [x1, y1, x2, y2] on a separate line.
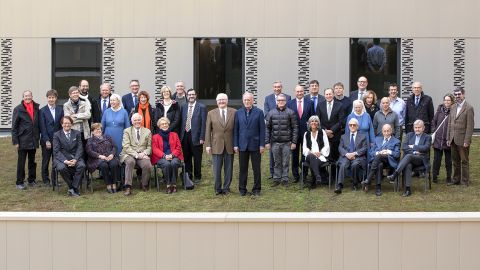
[218, 108, 227, 121]
[302, 129, 330, 162]
[358, 90, 366, 100]
[49, 105, 56, 119]
[101, 98, 110, 111]
[163, 102, 172, 118]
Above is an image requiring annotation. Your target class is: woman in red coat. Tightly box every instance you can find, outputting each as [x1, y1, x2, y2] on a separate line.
[151, 117, 184, 193]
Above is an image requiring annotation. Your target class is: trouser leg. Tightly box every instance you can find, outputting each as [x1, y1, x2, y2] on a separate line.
[16, 149, 27, 185]
[251, 151, 261, 193]
[238, 151, 249, 193]
[41, 142, 52, 183]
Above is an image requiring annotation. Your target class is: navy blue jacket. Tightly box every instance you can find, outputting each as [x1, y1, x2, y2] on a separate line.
[39, 104, 64, 143]
[369, 135, 401, 168]
[234, 106, 265, 151]
[287, 98, 313, 144]
[180, 101, 207, 146]
[402, 132, 432, 168]
[121, 93, 136, 115]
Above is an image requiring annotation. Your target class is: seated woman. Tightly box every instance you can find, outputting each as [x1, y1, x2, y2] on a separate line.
[85, 123, 120, 193]
[151, 117, 184, 194]
[302, 115, 330, 189]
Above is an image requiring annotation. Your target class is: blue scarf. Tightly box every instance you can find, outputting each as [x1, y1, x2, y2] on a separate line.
[159, 130, 171, 155]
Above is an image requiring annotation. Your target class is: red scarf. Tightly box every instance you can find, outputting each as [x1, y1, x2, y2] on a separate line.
[24, 101, 34, 121]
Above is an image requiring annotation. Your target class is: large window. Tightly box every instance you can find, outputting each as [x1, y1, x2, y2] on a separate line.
[194, 38, 244, 106]
[52, 38, 102, 101]
[350, 38, 399, 98]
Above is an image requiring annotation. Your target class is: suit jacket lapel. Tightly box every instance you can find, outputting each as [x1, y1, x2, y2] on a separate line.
[225, 108, 234, 127]
[456, 104, 466, 119]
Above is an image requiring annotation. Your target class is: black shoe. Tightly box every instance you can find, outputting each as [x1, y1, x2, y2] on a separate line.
[271, 181, 280, 187]
[28, 181, 37, 187]
[268, 175, 273, 180]
[432, 176, 438, 183]
[16, 184, 26, 190]
[447, 181, 460, 186]
[293, 177, 300, 183]
[240, 191, 247, 196]
[251, 191, 260, 197]
[387, 173, 397, 184]
[107, 188, 114, 194]
[334, 187, 342, 194]
[361, 180, 369, 192]
[402, 190, 412, 197]
[281, 181, 288, 187]
[68, 188, 80, 197]
[375, 189, 382, 196]
[215, 191, 223, 196]
[193, 178, 201, 184]
[43, 181, 51, 187]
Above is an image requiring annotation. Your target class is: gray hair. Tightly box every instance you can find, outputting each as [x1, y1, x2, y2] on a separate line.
[348, 118, 359, 126]
[131, 112, 143, 122]
[216, 93, 228, 101]
[413, 119, 424, 127]
[307, 115, 321, 131]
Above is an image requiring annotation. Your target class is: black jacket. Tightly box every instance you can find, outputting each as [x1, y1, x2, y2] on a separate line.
[405, 93, 434, 134]
[154, 101, 181, 134]
[12, 101, 40, 150]
[431, 105, 451, 150]
[265, 107, 298, 144]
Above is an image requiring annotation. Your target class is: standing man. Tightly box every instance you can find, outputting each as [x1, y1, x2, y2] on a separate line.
[361, 124, 401, 196]
[447, 88, 475, 186]
[39, 89, 64, 186]
[63, 86, 91, 143]
[405, 81, 434, 134]
[335, 118, 368, 194]
[91, 83, 112, 123]
[349, 76, 369, 101]
[205, 93, 237, 195]
[79, 79, 94, 126]
[263, 81, 291, 179]
[53, 116, 85, 196]
[367, 38, 386, 73]
[12, 90, 40, 189]
[234, 92, 265, 196]
[120, 113, 152, 195]
[304, 80, 325, 114]
[122, 79, 140, 115]
[172, 81, 187, 107]
[387, 120, 431, 197]
[180, 89, 207, 183]
[287, 85, 312, 182]
[316, 88, 345, 165]
[388, 83, 406, 139]
[266, 94, 298, 186]
[333, 82, 352, 119]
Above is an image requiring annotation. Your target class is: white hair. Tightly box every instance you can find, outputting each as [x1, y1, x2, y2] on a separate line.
[131, 113, 143, 122]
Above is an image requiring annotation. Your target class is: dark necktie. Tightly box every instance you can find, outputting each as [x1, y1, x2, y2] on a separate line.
[102, 99, 107, 113]
[66, 132, 71, 141]
[349, 133, 355, 152]
[134, 95, 138, 107]
[136, 130, 140, 142]
[382, 139, 388, 149]
[415, 97, 419, 106]
[222, 109, 226, 125]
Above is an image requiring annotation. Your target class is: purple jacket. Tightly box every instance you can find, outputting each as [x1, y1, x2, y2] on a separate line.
[85, 135, 118, 172]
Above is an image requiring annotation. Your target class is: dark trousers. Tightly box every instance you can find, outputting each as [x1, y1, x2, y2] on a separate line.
[337, 157, 365, 186]
[432, 148, 452, 180]
[238, 150, 261, 193]
[157, 158, 181, 185]
[368, 155, 389, 185]
[451, 141, 470, 183]
[41, 142, 54, 184]
[182, 131, 203, 179]
[16, 149, 37, 185]
[269, 151, 274, 176]
[212, 150, 233, 192]
[291, 138, 306, 179]
[56, 160, 85, 189]
[98, 159, 120, 185]
[396, 154, 424, 187]
[306, 153, 327, 184]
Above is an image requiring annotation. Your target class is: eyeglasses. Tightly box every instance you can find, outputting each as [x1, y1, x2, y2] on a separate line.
[277, 99, 286, 102]
[358, 81, 367, 83]
[348, 124, 358, 127]
[454, 93, 462, 96]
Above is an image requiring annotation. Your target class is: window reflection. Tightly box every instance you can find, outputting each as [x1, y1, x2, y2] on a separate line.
[350, 38, 399, 98]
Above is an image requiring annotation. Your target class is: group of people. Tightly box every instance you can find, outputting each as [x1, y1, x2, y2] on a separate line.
[11, 76, 474, 198]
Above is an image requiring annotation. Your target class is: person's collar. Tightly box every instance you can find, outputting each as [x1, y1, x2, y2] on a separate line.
[458, 99, 466, 107]
[296, 97, 303, 102]
[189, 101, 196, 107]
[336, 95, 344, 100]
[385, 136, 391, 140]
[351, 131, 357, 136]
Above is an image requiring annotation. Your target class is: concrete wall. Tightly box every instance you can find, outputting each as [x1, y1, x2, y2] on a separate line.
[1, 212, 480, 270]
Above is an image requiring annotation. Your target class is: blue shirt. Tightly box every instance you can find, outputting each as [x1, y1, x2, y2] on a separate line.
[389, 97, 406, 126]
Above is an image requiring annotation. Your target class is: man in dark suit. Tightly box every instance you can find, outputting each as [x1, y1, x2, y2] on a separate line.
[287, 85, 312, 182]
[91, 83, 111, 123]
[121, 79, 140, 115]
[447, 88, 475, 186]
[180, 88, 207, 182]
[349, 76, 368, 102]
[335, 118, 368, 194]
[234, 92, 265, 196]
[387, 120, 431, 196]
[361, 124, 400, 196]
[404, 81, 434, 134]
[304, 80, 325, 114]
[205, 93, 237, 195]
[53, 116, 85, 197]
[316, 88, 345, 164]
[39, 89, 64, 186]
[264, 81, 291, 179]
[12, 90, 40, 190]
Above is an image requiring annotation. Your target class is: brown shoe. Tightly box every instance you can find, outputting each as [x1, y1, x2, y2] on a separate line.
[166, 185, 172, 194]
[123, 187, 132, 196]
[172, 185, 177, 193]
[141, 184, 148, 192]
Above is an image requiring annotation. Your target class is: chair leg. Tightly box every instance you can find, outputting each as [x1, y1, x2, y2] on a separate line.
[328, 164, 331, 190]
[300, 164, 304, 189]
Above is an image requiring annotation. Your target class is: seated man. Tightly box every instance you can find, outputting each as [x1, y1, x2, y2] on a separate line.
[361, 124, 400, 196]
[335, 118, 368, 194]
[387, 120, 431, 197]
[120, 113, 152, 196]
[53, 116, 86, 197]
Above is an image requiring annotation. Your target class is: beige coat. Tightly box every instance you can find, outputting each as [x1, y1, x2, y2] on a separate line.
[447, 101, 475, 145]
[205, 107, 236, 155]
[120, 126, 152, 163]
[63, 99, 91, 139]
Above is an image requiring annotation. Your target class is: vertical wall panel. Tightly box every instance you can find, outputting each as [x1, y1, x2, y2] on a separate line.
[29, 222, 53, 270]
[214, 223, 239, 270]
[285, 223, 309, 270]
[465, 38, 480, 129]
[437, 222, 460, 270]
[52, 222, 86, 270]
[238, 223, 274, 270]
[144, 222, 157, 270]
[166, 38, 193, 91]
[154, 38, 167, 103]
[402, 223, 436, 270]
[180, 223, 215, 270]
[156, 223, 180, 270]
[6, 221, 29, 270]
[0, 221, 5, 270]
[273, 223, 286, 270]
[110, 222, 122, 270]
[0, 38, 13, 128]
[343, 223, 379, 270]
[86, 222, 110, 270]
[121, 222, 148, 270]
[331, 223, 344, 270]
[459, 222, 480, 270]
[308, 223, 333, 270]
[378, 223, 402, 270]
